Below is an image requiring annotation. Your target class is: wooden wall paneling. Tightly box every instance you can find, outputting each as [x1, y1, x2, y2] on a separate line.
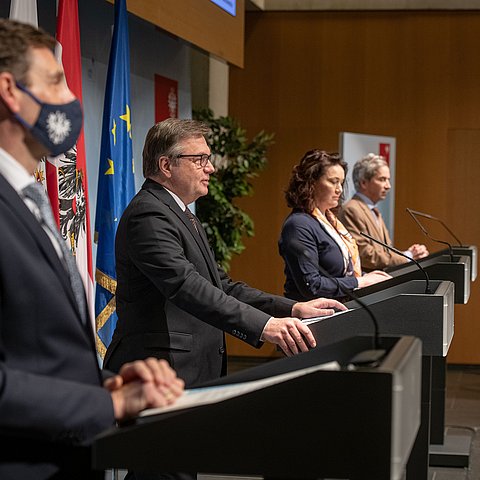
[448, 14, 480, 128]
[444, 129, 480, 363]
[228, 11, 480, 363]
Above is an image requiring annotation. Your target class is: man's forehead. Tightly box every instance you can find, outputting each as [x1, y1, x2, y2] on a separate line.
[178, 135, 209, 150]
[374, 165, 390, 177]
[26, 46, 63, 79]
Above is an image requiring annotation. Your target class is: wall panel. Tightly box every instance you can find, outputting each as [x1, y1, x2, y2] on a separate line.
[227, 11, 480, 363]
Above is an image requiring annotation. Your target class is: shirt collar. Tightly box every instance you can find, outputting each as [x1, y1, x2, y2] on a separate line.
[0, 147, 35, 193]
[355, 191, 378, 210]
[163, 186, 187, 211]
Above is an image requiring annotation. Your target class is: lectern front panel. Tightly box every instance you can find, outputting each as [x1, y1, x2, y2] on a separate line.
[426, 246, 477, 282]
[307, 280, 454, 356]
[93, 336, 421, 480]
[361, 255, 470, 304]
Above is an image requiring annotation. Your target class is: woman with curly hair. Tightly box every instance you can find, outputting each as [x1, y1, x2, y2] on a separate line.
[279, 150, 390, 301]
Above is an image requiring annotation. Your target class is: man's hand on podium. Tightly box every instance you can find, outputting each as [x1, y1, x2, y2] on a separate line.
[262, 298, 346, 356]
[408, 243, 429, 260]
[292, 297, 347, 319]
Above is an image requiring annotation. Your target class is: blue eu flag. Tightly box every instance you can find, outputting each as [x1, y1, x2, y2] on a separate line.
[95, 0, 135, 357]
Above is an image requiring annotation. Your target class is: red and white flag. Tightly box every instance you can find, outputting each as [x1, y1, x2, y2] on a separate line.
[47, 0, 95, 327]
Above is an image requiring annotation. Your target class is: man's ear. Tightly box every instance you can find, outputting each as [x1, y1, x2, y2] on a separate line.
[0, 72, 21, 116]
[158, 156, 172, 178]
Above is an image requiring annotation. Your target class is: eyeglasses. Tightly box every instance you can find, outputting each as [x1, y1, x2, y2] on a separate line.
[176, 154, 212, 168]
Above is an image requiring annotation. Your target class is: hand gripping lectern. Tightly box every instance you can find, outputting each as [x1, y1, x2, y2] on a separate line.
[306, 279, 454, 480]
[93, 336, 421, 480]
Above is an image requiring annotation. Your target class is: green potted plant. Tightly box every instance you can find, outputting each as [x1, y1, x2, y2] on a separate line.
[193, 108, 274, 271]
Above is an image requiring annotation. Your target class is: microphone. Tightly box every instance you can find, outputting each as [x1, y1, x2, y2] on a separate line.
[289, 240, 385, 361]
[406, 208, 457, 262]
[359, 231, 432, 294]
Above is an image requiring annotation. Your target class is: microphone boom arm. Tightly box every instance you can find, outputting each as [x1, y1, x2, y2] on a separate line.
[406, 208, 457, 262]
[360, 230, 432, 294]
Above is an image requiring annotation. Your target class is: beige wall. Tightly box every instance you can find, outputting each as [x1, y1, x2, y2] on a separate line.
[227, 11, 480, 364]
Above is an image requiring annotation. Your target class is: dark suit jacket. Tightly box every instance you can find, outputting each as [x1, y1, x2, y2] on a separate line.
[278, 210, 358, 301]
[104, 179, 295, 388]
[0, 174, 114, 480]
[339, 195, 406, 271]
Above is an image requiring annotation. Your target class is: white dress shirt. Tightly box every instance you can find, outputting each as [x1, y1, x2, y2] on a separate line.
[0, 148, 64, 259]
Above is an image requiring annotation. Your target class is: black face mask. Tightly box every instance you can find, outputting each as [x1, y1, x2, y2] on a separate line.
[14, 82, 83, 156]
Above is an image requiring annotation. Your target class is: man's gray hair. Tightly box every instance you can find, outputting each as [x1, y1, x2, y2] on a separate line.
[143, 118, 210, 178]
[352, 153, 388, 191]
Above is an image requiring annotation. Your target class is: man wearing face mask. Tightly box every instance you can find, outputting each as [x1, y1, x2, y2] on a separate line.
[0, 19, 184, 480]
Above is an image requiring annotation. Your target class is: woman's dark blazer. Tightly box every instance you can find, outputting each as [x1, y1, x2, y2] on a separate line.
[279, 210, 358, 301]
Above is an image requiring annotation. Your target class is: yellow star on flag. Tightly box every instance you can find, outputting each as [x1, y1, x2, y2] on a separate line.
[119, 104, 132, 138]
[105, 159, 114, 175]
[111, 119, 117, 145]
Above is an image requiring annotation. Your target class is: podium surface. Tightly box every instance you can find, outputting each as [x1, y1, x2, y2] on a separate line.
[307, 280, 454, 357]
[427, 245, 477, 282]
[368, 254, 471, 304]
[93, 336, 421, 480]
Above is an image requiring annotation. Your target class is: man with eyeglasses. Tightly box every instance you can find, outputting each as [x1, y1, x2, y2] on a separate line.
[104, 118, 345, 475]
[105, 118, 345, 383]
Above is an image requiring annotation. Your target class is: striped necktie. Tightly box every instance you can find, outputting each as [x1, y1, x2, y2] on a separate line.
[372, 206, 388, 243]
[22, 182, 87, 325]
[184, 206, 199, 234]
[372, 206, 382, 225]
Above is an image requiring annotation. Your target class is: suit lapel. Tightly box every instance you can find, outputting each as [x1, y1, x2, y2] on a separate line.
[353, 196, 382, 241]
[143, 180, 222, 287]
[191, 211, 222, 277]
[0, 174, 84, 325]
[353, 195, 389, 249]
